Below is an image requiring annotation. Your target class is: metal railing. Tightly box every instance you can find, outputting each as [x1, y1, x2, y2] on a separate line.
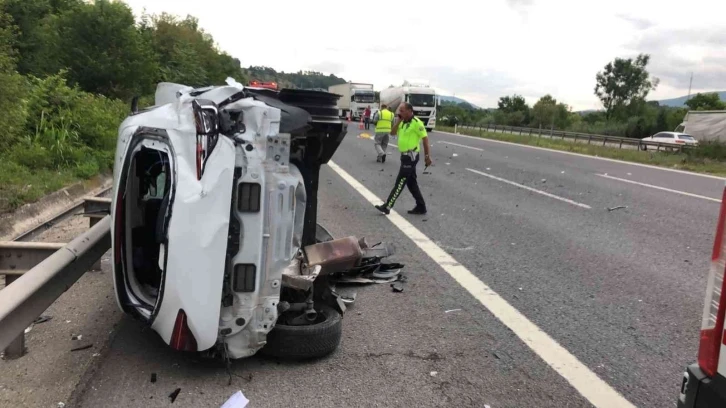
[0, 197, 112, 358]
[454, 123, 695, 152]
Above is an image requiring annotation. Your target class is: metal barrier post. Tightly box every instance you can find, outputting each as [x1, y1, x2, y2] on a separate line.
[3, 275, 24, 358]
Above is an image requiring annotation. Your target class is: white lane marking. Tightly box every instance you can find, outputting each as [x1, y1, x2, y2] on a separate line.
[327, 160, 635, 408]
[433, 130, 726, 181]
[439, 140, 484, 151]
[466, 168, 592, 209]
[596, 173, 721, 203]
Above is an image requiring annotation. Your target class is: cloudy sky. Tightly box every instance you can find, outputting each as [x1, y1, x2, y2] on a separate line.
[123, 0, 725, 110]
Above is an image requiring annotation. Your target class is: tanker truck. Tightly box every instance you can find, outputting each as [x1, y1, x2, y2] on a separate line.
[380, 80, 437, 131]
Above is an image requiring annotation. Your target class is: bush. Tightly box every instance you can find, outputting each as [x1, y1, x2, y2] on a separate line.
[6, 141, 53, 169]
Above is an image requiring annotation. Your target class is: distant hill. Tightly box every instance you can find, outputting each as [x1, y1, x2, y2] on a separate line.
[244, 66, 347, 89]
[656, 91, 726, 108]
[438, 95, 479, 109]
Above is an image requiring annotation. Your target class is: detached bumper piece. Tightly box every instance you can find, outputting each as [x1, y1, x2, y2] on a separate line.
[303, 237, 404, 284]
[678, 364, 726, 408]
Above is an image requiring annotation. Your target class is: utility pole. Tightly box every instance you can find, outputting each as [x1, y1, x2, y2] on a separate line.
[687, 72, 693, 101]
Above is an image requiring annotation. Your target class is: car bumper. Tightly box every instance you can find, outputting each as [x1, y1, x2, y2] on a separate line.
[678, 364, 726, 408]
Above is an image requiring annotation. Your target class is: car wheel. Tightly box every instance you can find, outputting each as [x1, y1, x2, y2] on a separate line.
[261, 304, 343, 360]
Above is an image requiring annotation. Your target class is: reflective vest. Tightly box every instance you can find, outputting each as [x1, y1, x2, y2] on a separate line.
[397, 117, 428, 152]
[376, 109, 394, 133]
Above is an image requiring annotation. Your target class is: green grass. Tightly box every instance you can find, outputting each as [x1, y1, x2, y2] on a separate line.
[0, 161, 78, 214]
[436, 125, 726, 176]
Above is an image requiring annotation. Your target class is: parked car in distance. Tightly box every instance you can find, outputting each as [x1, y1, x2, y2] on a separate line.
[641, 132, 699, 150]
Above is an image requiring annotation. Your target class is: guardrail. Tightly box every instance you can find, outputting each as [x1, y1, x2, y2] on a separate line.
[456, 123, 695, 152]
[0, 197, 111, 359]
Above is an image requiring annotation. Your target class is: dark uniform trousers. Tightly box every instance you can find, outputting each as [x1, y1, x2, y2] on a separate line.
[385, 151, 426, 210]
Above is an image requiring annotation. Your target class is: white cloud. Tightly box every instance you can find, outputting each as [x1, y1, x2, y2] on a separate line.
[121, 0, 726, 110]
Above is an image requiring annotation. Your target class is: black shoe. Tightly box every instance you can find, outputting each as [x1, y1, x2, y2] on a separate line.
[375, 204, 390, 215]
[381, 154, 386, 163]
[376, 156, 382, 163]
[408, 206, 427, 215]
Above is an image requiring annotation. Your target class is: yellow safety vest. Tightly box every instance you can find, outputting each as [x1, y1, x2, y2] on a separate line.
[397, 117, 428, 152]
[375, 109, 394, 133]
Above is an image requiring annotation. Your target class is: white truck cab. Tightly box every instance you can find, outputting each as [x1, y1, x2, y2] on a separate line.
[678, 183, 726, 407]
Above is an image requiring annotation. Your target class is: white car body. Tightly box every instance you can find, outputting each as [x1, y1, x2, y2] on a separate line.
[641, 131, 699, 147]
[111, 80, 351, 359]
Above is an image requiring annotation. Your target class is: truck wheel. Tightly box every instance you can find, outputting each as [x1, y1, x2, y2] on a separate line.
[261, 304, 342, 360]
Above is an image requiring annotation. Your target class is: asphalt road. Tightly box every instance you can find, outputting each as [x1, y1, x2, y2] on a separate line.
[4, 124, 722, 408]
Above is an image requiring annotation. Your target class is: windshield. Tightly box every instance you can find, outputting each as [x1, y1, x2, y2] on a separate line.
[407, 94, 436, 107]
[353, 92, 375, 103]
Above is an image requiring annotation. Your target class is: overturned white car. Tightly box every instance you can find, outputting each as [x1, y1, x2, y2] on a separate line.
[111, 79, 401, 359]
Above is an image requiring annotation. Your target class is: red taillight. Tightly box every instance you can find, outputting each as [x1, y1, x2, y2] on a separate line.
[676, 140, 685, 144]
[170, 309, 198, 352]
[697, 185, 726, 377]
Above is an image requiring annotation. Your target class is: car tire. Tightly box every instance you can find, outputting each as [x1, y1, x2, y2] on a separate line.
[261, 304, 343, 360]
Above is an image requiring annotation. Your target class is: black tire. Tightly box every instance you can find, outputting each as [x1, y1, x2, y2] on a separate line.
[261, 304, 342, 360]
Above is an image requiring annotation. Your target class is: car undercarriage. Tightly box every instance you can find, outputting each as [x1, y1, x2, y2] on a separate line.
[111, 79, 403, 360]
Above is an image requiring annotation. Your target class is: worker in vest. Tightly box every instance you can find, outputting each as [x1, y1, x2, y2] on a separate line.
[375, 102, 432, 215]
[373, 104, 394, 162]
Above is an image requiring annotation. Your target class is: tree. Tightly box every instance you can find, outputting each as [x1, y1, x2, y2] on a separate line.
[685, 93, 726, 111]
[498, 94, 528, 114]
[0, 9, 29, 152]
[497, 94, 530, 126]
[55, 0, 159, 99]
[594, 54, 659, 120]
[531, 94, 572, 128]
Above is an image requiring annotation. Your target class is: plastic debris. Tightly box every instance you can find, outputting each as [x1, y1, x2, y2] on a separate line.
[71, 343, 93, 352]
[445, 309, 461, 313]
[430, 371, 438, 377]
[34, 315, 52, 324]
[169, 388, 181, 403]
[607, 206, 627, 212]
[452, 153, 459, 157]
[221, 390, 250, 408]
[71, 335, 82, 341]
[57, 403, 66, 408]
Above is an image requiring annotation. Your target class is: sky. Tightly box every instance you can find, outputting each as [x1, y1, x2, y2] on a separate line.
[122, 0, 726, 111]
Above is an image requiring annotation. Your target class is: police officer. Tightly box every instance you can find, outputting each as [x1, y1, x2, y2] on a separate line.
[375, 102, 432, 215]
[373, 104, 394, 162]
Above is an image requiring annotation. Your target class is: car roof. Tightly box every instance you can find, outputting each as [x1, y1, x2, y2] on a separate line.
[656, 131, 693, 137]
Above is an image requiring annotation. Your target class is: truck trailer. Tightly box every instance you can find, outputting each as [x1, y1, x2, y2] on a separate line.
[675, 111, 726, 142]
[380, 80, 437, 131]
[328, 83, 378, 121]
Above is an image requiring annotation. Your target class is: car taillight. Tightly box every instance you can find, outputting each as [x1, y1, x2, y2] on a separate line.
[676, 140, 685, 144]
[698, 185, 726, 377]
[170, 309, 198, 352]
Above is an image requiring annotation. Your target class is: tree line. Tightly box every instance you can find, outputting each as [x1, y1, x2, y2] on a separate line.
[0, 0, 340, 212]
[438, 54, 726, 139]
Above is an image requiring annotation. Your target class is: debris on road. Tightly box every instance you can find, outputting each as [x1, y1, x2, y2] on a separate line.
[71, 334, 82, 341]
[391, 283, 404, 292]
[221, 390, 250, 408]
[445, 309, 461, 313]
[452, 153, 459, 157]
[70, 343, 93, 352]
[607, 206, 627, 212]
[541, 179, 546, 183]
[34, 315, 52, 324]
[430, 371, 438, 377]
[57, 403, 66, 408]
[168, 388, 181, 403]
[150, 373, 157, 383]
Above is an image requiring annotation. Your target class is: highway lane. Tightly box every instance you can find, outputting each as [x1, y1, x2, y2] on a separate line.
[323, 125, 721, 407]
[72, 152, 591, 407]
[14, 123, 718, 407]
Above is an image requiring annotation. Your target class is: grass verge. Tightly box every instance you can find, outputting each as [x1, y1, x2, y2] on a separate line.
[0, 161, 80, 214]
[436, 125, 726, 176]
